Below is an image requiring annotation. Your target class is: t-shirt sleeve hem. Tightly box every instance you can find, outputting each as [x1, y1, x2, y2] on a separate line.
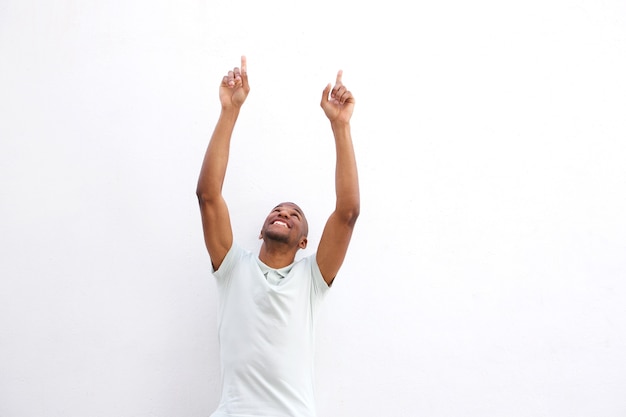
[212, 243, 240, 280]
[310, 254, 331, 294]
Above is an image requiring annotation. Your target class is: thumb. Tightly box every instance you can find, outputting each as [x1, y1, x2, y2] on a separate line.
[320, 83, 332, 106]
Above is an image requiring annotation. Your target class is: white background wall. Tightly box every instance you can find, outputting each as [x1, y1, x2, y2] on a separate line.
[1, 0, 625, 416]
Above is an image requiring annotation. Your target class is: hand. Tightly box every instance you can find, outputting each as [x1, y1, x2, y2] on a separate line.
[320, 70, 355, 124]
[219, 56, 250, 110]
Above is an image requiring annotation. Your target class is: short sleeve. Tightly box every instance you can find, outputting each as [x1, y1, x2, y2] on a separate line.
[212, 243, 244, 281]
[309, 254, 331, 296]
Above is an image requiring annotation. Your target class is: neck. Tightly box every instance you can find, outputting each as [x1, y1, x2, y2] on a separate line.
[258, 241, 298, 269]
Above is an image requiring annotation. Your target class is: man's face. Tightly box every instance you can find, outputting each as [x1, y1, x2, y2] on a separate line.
[260, 202, 308, 248]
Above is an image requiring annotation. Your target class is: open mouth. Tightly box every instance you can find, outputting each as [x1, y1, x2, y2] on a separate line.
[272, 220, 289, 228]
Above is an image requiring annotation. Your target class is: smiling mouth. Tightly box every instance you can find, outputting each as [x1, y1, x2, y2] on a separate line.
[272, 220, 289, 228]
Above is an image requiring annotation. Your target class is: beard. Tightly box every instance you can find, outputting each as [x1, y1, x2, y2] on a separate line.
[262, 227, 291, 244]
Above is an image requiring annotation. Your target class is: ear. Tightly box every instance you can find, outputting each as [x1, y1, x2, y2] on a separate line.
[298, 237, 308, 249]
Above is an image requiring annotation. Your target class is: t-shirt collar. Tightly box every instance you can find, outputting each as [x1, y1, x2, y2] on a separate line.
[256, 258, 294, 285]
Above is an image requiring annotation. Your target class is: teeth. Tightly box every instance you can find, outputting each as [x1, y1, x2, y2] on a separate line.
[273, 221, 288, 228]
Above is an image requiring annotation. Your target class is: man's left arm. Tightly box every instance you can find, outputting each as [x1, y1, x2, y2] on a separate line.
[316, 71, 360, 286]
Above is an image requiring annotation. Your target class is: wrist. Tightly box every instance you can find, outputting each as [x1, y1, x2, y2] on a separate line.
[217, 108, 240, 127]
[330, 120, 351, 132]
[220, 106, 241, 117]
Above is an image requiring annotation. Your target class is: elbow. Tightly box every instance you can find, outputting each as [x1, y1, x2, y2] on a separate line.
[339, 203, 360, 228]
[196, 190, 206, 204]
[195, 184, 217, 205]
[195, 184, 206, 202]
[196, 173, 224, 204]
[349, 205, 360, 227]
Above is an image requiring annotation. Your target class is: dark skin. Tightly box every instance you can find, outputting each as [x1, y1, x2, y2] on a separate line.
[196, 56, 359, 285]
[258, 202, 309, 268]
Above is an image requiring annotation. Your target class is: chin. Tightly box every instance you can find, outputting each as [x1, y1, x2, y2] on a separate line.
[263, 231, 291, 244]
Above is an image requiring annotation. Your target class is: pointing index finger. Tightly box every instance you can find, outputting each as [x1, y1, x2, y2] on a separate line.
[241, 55, 247, 74]
[335, 70, 343, 86]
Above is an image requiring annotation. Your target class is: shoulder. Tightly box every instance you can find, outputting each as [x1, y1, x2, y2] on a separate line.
[212, 243, 255, 278]
[293, 253, 330, 294]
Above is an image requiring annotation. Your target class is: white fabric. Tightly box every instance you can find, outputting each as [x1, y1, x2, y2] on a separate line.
[209, 243, 329, 417]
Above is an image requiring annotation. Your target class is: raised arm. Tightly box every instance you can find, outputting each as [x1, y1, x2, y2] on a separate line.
[317, 70, 360, 286]
[196, 56, 250, 270]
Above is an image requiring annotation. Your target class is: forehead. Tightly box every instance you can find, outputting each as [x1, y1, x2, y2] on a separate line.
[271, 202, 305, 216]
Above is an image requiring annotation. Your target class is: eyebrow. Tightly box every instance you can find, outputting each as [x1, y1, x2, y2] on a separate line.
[273, 205, 304, 217]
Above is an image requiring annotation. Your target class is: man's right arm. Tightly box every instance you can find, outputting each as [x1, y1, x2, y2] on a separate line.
[196, 56, 249, 270]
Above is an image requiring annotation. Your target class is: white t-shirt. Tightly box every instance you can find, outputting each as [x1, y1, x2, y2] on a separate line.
[209, 243, 330, 417]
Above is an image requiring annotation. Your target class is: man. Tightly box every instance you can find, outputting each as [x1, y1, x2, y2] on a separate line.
[196, 56, 359, 417]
